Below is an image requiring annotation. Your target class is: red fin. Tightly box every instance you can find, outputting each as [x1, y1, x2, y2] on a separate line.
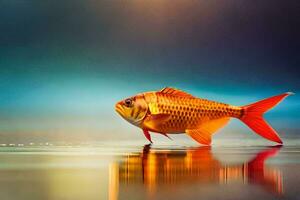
[240, 92, 293, 144]
[143, 129, 152, 143]
[159, 87, 194, 98]
[186, 117, 230, 145]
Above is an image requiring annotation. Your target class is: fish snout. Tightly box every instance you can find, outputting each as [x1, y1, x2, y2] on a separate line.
[115, 101, 124, 115]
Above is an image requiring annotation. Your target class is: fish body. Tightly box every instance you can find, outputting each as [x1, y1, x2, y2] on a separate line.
[115, 87, 293, 145]
[143, 91, 241, 133]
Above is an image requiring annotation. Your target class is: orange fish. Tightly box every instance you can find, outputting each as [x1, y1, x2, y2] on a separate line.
[115, 87, 293, 145]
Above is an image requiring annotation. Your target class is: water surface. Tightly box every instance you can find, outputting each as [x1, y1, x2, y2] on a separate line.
[0, 141, 299, 200]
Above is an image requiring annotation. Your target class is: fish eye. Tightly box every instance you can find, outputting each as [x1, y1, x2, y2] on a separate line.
[124, 98, 133, 107]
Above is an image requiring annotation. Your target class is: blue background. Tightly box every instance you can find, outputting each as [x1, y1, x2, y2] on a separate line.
[0, 0, 299, 142]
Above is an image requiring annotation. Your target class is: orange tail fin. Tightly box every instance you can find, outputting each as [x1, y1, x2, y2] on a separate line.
[240, 92, 294, 144]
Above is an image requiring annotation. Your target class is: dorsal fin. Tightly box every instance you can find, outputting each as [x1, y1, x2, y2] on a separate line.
[186, 117, 230, 145]
[159, 87, 194, 98]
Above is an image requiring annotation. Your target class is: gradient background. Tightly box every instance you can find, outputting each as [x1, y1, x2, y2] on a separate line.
[0, 0, 299, 143]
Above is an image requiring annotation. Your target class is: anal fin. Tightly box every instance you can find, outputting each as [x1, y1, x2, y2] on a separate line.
[186, 117, 230, 145]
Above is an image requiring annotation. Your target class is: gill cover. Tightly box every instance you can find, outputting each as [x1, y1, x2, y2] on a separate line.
[117, 94, 149, 127]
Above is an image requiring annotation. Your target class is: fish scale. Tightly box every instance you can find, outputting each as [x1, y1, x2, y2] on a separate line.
[149, 92, 242, 133]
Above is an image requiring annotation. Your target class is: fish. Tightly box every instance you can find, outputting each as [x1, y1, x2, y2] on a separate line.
[115, 87, 293, 145]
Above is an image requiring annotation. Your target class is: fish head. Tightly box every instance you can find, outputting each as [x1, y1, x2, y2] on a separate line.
[115, 94, 148, 127]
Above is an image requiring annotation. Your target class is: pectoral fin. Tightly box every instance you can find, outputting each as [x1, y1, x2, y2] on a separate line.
[186, 117, 230, 145]
[143, 114, 171, 131]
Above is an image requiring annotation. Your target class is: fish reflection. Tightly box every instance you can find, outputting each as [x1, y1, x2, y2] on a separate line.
[109, 145, 282, 200]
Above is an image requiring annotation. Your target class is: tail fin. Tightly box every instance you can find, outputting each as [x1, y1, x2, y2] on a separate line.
[240, 92, 294, 144]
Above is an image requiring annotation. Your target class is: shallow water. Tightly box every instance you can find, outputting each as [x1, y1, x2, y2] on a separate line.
[0, 141, 300, 200]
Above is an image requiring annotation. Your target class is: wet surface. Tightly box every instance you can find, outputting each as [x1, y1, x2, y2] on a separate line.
[0, 142, 299, 200]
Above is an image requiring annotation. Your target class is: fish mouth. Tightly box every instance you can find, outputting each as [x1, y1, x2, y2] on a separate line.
[115, 103, 124, 116]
